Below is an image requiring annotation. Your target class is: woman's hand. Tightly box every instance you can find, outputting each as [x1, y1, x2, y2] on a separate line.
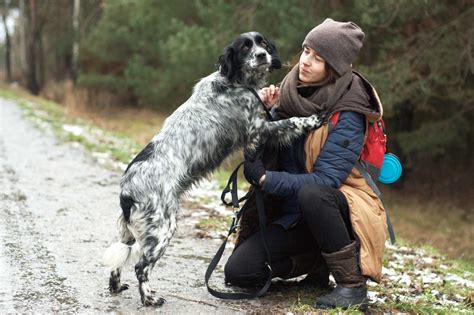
[258, 84, 280, 109]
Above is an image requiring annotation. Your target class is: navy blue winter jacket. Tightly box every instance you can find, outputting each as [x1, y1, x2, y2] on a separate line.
[263, 110, 365, 228]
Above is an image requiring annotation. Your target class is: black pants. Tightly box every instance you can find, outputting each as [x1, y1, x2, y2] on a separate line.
[224, 184, 354, 286]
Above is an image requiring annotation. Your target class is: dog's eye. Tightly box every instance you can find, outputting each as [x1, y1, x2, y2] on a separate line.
[262, 40, 272, 53]
[241, 45, 250, 53]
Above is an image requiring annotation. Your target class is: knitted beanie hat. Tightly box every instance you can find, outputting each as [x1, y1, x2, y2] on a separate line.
[302, 18, 365, 75]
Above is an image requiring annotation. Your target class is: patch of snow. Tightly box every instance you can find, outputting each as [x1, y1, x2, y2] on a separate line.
[399, 273, 411, 286]
[422, 257, 434, 264]
[62, 124, 84, 136]
[445, 273, 474, 288]
[422, 272, 442, 285]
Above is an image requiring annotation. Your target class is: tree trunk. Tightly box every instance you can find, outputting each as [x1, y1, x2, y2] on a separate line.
[18, 0, 27, 76]
[72, 0, 80, 82]
[1, 4, 11, 82]
[26, 0, 39, 94]
[38, 22, 44, 88]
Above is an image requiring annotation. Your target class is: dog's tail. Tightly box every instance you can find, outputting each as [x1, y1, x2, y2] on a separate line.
[103, 212, 142, 270]
[103, 241, 141, 271]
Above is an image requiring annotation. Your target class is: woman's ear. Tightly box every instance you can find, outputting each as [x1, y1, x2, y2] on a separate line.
[217, 46, 236, 82]
[268, 40, 281, 71]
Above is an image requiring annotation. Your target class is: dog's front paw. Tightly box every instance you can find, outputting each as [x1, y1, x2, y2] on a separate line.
[142, 294, 166, 307]
[307, 114, 324, 130]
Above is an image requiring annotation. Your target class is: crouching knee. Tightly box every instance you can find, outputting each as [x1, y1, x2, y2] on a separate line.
[224, 255, 267, 287]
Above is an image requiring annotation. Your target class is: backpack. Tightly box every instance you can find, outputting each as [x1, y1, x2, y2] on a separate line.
[329, 112, 395, 244]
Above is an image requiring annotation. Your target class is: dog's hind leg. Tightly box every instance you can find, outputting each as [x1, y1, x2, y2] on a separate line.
[107, 215, 136, 293]
[134, 207, 178, 306]
[109, 269, 128, 293]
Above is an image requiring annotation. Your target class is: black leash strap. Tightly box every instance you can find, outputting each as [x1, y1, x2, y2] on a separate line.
[205, 164, 272, 299]
[220, 161, 250, 207]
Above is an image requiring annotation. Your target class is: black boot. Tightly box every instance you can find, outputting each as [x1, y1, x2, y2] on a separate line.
[314, 241, 369, 310]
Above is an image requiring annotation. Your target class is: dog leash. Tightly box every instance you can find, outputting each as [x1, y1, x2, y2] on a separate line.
[205, 88, 274, 299]
[205, 163, 273, 299]
[220, 161, 251, 208]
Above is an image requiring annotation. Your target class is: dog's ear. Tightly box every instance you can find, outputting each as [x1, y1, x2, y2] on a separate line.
[217, 46, 237, 82]
[267, 39, 281, 71]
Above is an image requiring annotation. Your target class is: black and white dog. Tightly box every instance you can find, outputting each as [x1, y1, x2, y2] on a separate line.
[103, 32, 324, 306]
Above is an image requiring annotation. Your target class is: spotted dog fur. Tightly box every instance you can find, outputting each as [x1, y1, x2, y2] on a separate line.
[103, 32, 324, 306]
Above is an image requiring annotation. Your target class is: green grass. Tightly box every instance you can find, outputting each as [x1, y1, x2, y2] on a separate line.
[447, 258, 474, 276]
[0, 88, 22, 100]
[195, 216, 233, 232]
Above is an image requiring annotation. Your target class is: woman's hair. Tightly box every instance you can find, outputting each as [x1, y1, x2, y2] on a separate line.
[284, 50, 339, 86]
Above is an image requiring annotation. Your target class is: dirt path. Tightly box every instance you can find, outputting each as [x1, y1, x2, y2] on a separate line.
[0, 99, 255, 313]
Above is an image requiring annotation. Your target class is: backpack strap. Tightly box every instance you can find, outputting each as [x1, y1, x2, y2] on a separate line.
[328, 112, 341, 133]
[355, 162, 396, 244]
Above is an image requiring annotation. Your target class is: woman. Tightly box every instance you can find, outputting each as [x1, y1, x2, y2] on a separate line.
[224, 18, 387, 310]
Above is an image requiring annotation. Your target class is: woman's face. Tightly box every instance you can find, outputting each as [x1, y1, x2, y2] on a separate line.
[298, 46, 327, 83]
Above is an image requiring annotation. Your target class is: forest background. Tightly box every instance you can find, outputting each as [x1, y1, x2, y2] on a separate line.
[1, 0, 473, 262]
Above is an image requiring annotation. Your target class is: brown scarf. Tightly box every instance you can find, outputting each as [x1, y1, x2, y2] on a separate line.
[276, 65, 374, 119]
